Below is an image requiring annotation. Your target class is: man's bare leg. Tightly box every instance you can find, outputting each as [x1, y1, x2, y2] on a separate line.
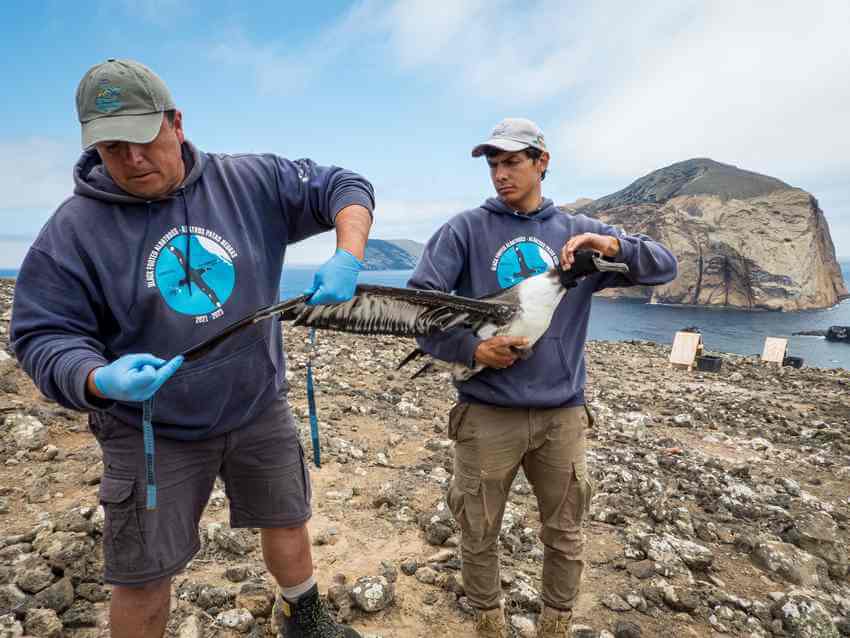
[261, 524, 313, 586]
[261, 524, 362, 637]
[110, 577, 171, 638]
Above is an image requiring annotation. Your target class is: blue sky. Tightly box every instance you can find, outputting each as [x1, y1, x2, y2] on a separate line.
[2, 0, 848, 267]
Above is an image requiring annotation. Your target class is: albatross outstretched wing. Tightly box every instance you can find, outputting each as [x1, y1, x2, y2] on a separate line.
[181, 251, 628, 364]
[280, 284, 517, 336]
[181, 284, 518, 362]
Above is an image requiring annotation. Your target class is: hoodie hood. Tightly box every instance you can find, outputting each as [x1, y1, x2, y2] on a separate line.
[481, 196, 558, 221]
[73, 140, 206, 204]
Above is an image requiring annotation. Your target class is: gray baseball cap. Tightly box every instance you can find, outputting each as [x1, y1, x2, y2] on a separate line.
[76, 58, 175, 149]
[471, 117, 547, 157]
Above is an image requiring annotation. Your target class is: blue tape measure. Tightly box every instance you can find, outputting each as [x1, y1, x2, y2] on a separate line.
[142, 397, 157, 510]
[306, 328, 321, 468]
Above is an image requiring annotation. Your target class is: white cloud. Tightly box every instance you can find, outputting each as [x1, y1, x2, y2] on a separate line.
[210, 33, 313, 96]
[216, 1, 849, 180]
[385, 0, 492, 69]
[0, 138, 76, 210]
[380, 0, 850, 252]
[558, 2, 850, 182]
[377, 1, 850, 182]
[210, 1, 380, 96]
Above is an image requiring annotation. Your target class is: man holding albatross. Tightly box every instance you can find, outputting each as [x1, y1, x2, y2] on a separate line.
[409, 118, 677, 637]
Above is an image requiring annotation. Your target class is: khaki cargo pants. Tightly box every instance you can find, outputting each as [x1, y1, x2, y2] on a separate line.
[446, 402, 593, 611]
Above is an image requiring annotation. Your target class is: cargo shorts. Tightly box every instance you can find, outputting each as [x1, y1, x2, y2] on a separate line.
[88, 394, 311, 586]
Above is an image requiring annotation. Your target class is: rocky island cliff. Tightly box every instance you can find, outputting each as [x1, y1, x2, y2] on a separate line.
[569, 159, 848, 311]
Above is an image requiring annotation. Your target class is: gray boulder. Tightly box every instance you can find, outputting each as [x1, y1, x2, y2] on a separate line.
[14, 556, 54, 594]
[23, 608, 63, 638]
[34, 578, 74, 614]
[0, 584, 32, 618]
[783, 511, 848, 579]
[752, 540, 830, 587]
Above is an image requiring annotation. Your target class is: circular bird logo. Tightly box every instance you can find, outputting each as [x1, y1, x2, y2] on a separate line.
[154, 233, 236, 316]
[495, 241, 556, 288]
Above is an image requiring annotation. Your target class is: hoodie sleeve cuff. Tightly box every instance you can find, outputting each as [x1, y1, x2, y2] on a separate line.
[72, 358, 114, 412]
[331, 190, 375, 222]
[614, 235, 636, 265]
[458, 334, 482, 368]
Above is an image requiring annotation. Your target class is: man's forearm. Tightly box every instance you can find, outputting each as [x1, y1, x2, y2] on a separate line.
[334, 205, 372, 261]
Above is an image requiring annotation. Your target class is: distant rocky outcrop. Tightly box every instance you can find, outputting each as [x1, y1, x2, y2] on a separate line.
[362, 239, 424, 271]
[567, 158, 848, 311]
[560, 197, 594, 212]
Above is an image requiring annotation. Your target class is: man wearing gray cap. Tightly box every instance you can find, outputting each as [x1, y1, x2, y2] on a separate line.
[11, 59, 371, 638]
[409, 118, 676, 637]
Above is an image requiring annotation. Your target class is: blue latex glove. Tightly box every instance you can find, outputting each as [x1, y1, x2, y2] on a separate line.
[303, 248, 363, 305]
[93, 353, 184, 402]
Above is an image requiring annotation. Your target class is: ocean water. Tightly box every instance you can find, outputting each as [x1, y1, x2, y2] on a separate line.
[3, 264, 849, 369]
[283, 263, 850, 370]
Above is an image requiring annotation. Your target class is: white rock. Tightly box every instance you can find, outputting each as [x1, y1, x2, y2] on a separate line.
[176, 614, 203, 638]
[509, 614, 536, 638]
[397, 401, 422, 418]
[0, 614, 23, 638]
[215, 608, 254, 632]
[9, 415, 48, 451]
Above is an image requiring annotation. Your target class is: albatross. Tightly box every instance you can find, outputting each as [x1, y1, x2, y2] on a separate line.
[180, 250, 629, 379]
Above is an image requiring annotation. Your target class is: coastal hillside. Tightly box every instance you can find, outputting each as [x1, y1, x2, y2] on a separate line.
[568, 159, 848, 311]
[362, 239, 424, 271]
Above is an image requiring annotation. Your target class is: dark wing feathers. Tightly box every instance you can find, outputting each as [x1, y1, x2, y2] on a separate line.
[181, 285, 518, 362]
[280, 284, 517, 337]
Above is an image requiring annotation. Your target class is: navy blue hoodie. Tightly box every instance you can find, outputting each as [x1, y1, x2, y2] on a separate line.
[409, 197, 677, 408]
[11, 141, 374, 440]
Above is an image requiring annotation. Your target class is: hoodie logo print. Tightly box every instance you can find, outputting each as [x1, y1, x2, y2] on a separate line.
[147, 226, 238, 321]
[491, 236, 556, 289]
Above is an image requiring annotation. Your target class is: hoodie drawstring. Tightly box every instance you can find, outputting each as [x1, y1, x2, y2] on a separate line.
[127, 204, 154, 317]
[182, 192, 192, 296]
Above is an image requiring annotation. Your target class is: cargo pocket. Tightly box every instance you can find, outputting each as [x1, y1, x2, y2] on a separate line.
[447, 472, 486, 543]
[99, 475, 145, 573]
[573, 461, 594, 523]
[447, 402, 471, 441]
[583, 404, 595, 429]
[297, 441, 312, 505]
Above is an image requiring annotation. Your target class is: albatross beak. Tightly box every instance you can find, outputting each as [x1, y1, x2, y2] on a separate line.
[557, 250, 630, 288]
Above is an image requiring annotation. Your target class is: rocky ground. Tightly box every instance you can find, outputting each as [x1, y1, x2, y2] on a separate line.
[0, 277, 849, 637]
